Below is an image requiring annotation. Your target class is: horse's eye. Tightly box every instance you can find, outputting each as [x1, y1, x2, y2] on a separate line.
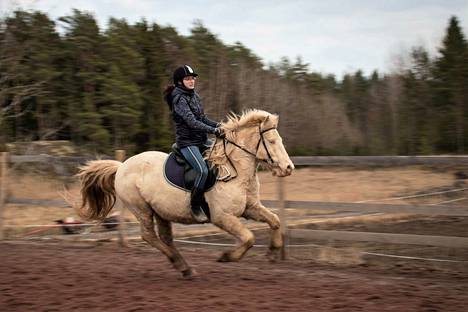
[269, 140, 276, 144]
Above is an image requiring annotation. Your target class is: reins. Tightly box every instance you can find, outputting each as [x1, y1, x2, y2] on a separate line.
[210, 125, 277, 181]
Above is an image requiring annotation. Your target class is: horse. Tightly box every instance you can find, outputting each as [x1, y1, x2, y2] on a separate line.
[77, 109, 295, 278]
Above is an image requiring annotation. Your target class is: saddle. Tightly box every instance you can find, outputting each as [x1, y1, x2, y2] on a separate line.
[164, 143, 218, 192]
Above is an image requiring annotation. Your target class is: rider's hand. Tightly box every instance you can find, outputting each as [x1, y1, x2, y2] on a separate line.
[214, 127, 226, 139]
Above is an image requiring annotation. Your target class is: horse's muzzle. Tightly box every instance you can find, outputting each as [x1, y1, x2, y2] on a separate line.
[273, 163, 294, 177]
[285, 163, 294, 175]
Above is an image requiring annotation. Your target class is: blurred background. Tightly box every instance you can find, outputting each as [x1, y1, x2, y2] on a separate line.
[0, 0, 467, 156]
[1, 2, 468, 310]
[0, 0, 467, 248]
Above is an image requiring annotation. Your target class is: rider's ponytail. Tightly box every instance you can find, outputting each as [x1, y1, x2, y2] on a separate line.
[163, 85, 175, 111]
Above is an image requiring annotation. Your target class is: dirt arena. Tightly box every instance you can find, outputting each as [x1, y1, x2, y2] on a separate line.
[2, 166, 468, 311]
[1, 239, 467, 312]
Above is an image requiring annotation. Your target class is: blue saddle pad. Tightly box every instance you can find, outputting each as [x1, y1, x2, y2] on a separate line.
[164, 152, 217, 192]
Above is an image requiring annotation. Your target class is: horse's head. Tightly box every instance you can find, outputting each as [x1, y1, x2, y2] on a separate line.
[255, 114, 294, 177]
[218, 110, 294, 177]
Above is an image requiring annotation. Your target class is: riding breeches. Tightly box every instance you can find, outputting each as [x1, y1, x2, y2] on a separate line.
[180, 145, 208, 190]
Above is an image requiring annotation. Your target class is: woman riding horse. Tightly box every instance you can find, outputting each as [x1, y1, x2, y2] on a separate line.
[163, 65, 225, 222]
[78, 110, 294, 278]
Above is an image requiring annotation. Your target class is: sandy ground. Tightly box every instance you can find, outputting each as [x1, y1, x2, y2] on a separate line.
[1, 241, 467, 312]
[1, 166, 468, 311]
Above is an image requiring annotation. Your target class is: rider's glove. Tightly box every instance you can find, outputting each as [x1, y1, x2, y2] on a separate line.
[214, 127, 226, 139]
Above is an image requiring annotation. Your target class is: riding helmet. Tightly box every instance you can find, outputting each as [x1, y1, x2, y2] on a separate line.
[173, 65, 199, 85]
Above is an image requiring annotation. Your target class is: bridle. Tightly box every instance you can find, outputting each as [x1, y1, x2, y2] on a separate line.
[211, 124, 277, 181]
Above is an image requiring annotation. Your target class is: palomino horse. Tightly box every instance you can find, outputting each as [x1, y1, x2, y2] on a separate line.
[77, 109, 294, 278]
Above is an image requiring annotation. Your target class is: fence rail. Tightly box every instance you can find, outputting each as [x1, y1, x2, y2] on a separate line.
[291, 155, 468, 166]
[9, 197, 468, 217]
[8, 197, 69, 208]
[262, 200, 468, 216]
[10, 154, 109, 164]
[290, 229, 468, 248]
[7, 154, 468, 166]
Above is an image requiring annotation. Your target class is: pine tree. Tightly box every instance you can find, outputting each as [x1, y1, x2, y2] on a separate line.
[132, 21, 173, 152]
[339, 71, 370, 153]
[101, 18, 144, 152]
[58, 9, 109, 149]
[27, 12, 64, 140]
[434, 16, 468, 153]
[76, 93, 110, 152]
[0, 11, 61, 142]
[396, 47, 436, 154]
[100, 64, 142, 152]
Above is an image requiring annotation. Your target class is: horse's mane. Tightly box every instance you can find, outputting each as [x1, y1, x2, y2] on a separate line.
[207, 109, 278, 169]
[221, 109, 273, 131]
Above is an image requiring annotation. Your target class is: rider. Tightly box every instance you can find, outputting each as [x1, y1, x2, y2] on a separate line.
[164, 65, 225, 222]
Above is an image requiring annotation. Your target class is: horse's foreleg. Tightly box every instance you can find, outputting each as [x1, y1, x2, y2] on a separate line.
[212, 213, 255, 262]
[243, 202, 283, 261]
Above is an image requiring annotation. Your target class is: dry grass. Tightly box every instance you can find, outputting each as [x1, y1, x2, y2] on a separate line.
[5, 175, 76, 200]
[1, 165, 461, 229]
[258, 166, 457, 203]
[3, 205, 73, 227]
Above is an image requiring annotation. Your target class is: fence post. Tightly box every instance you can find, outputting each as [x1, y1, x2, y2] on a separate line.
[115, 150, 126, 162]
[278, 177, 287, 260]
[114, 150, 128, 247]
[0, 152, 10, 240]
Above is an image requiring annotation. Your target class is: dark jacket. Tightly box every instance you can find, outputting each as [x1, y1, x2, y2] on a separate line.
[171, 86, 218, 148]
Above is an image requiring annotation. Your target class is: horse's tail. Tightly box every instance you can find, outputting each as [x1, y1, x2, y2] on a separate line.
[77, 160, 122, 221]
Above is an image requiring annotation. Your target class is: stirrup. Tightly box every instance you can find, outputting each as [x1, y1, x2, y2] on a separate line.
[191, 208, 208, 223]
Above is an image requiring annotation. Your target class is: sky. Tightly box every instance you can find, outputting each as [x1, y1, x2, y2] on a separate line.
[2, 0, 468, 78]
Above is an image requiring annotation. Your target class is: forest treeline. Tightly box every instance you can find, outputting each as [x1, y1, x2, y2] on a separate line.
[1, 9, 467, 155]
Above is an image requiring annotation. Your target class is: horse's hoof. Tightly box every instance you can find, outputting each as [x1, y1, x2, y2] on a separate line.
[118, 241, 130, 248]
[217, 252, 233, 262]
[181, 268, 197, 280]
[266, 248, 281, 262]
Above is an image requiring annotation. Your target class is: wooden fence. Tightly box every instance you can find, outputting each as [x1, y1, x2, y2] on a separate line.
[0, 152, 8, 240]
[291, 155, 468, 166]
[0, 151, 126, 241]
[262, 200, 468, 217]
[264, 199, 468, 250]
[277, 155, 468, 257]
[1, 153, 467, 255]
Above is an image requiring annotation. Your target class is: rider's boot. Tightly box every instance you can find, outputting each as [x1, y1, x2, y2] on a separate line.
[190, 187, 209, 223]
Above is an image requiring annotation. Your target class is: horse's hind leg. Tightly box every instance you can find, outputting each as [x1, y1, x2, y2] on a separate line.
[153, 215, 196, 275]
[127, 201, 193, 278]
[154, 214, 174, 246]
[243, 202, 283, 261]
[116, 198, 128, 247]
[212, 213, 255, 262]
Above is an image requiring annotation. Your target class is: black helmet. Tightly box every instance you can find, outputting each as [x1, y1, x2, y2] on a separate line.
[173, 64, 198, 85]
